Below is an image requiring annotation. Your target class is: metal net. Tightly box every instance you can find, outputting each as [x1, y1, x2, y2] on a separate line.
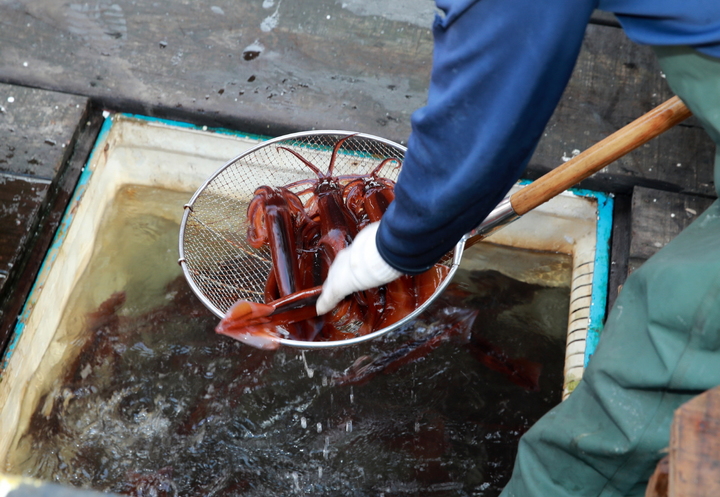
[179, 131, 410, 319]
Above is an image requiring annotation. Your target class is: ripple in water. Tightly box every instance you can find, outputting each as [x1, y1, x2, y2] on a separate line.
[7, 185, 570, 496]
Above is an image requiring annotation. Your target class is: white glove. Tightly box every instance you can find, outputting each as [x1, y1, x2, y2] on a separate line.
[316, 222, 402, 315]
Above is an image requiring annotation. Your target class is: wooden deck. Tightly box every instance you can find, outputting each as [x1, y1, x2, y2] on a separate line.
[0, 1, 717, 493]
[646, 386, 720, 497]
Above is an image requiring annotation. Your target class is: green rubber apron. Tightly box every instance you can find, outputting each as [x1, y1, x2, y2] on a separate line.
[501, 47, 720, 497]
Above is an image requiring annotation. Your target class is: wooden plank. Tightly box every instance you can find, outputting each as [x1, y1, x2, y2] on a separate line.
[0, 174, 50, 295]
[628, 187, 714, 273]
[607, 192, 631, 310]
[0, 83, 88, 179]
[0, 88, 94, 357]
[0, 82, 89, 350]
[646, 455, 670, 497]
[668, 386, 720, 497]
[0, 109, 101, 356]
[528, 24, 716, 198]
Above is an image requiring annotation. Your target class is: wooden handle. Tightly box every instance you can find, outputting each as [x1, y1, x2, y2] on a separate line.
[510, 96, 691, 216]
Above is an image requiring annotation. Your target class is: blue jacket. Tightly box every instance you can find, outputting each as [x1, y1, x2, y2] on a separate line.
[376, 0, 720, 274]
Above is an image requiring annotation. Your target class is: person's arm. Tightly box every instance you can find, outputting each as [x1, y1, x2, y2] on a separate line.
[379, 0, 598, 273]
[317, 0, 598, 314]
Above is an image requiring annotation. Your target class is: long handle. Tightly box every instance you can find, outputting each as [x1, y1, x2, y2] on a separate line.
[464, 96, 691, 249]
[511, 96, 691, 215]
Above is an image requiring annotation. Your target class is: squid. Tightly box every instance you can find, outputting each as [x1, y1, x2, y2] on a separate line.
[216, 135, 450, 348]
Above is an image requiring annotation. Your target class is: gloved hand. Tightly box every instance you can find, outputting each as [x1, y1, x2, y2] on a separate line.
[316, 222, 403, 315]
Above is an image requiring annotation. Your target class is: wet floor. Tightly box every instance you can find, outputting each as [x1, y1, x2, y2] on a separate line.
[5, 185, 571, 496]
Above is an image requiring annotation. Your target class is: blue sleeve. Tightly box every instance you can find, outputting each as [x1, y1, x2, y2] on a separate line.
[600, 0, 720, 58]
[376, 0, 598, 274]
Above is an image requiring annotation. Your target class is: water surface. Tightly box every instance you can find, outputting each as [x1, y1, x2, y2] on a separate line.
[8, 185, 571, 496]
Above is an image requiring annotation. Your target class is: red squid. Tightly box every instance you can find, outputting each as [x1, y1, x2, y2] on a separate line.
[216, 134, 451, 348]
[216, 286, 323, 349]
[246, 185, 323, 341]
[246, 186, 305, 297]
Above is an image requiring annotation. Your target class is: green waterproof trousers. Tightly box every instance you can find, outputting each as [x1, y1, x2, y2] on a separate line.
[501, 47, 720, 497]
